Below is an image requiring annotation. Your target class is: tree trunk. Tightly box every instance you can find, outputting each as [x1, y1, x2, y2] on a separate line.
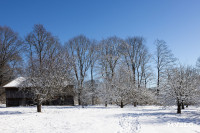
[157, 69, 160, 88]
[157, 68, 160, 95]
[91, 66, 95, 105]
[133, 102, 137, 107]
[78, 93, 81, 105]
[177, 101, 181, 114]
[144, 78, 147, 88]
[92, 96, 95, 105]
[105, 101, 107, 107]
[120, 101, 124, 108]
[37, 100, 42, 112]
[133, 68, 136, 85]
[181, 100, 184, 109]
[82, 103, 84, 108]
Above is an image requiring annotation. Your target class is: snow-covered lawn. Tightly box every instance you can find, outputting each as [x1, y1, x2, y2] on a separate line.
[0, 105, 200, 133]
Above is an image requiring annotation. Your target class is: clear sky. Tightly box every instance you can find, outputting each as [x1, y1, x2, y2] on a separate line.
[1, 0, 200, 66]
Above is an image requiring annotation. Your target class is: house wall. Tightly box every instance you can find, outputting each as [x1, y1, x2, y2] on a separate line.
[5, 85, 75, 107]
[0, 87, 6, 104]
[5, 87, 34, 107]
[6, 88, 27, 98]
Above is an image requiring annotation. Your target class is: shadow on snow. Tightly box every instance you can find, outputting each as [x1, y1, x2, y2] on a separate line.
[114, 109, 200, 125]
[0, 111, 23, 115]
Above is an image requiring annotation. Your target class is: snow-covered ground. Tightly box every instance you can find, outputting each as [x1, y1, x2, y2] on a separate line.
[0, 105, 200, 133]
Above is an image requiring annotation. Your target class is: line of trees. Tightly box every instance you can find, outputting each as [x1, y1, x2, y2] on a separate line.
[1, 24, 200, 113]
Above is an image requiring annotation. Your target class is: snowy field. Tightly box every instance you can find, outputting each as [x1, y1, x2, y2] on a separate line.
[0, 105, 200, 133]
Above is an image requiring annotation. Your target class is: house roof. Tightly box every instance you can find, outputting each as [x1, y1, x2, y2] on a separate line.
[3, 77, 26, 88]
[3, 77, 73, 88]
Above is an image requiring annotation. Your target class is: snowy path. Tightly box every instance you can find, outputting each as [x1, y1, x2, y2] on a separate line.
[0, 105, 200, 133]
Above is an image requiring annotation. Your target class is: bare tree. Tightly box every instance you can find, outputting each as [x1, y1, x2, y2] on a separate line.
[181, 67, 200, 108]
[137, 88, 157, 105]
[24, 24, 72, 112]
[121, 37, 146, 85]
[154, 39, 176, 94]
[110, 61, 156, 108]
[119, 37, 153, 106]
[162, 66, 199, 113]
[65, 35, 92, 105]
[135, 43, 152, 88]
[89, 41, 99, 105]
[111, 63, 135, 108]
[140, 57, 154, 88]
[0, 26, 24, 103]
[0, 26, 23, 87]
[98, 36, 123, 106]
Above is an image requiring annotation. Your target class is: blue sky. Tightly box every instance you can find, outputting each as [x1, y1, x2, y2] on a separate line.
[1, 0, 200, 65]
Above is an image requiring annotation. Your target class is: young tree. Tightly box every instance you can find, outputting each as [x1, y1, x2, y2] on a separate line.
[111, 62, 156, 108]
[162, 66, 199, 114]
[111, 64, 135, 108]
[137, 88, 157, 105]
[82, 79, 99, 105]
[181, 67, 200, 108]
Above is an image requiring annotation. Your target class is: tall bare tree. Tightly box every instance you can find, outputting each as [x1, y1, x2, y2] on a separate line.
[154, 39, 176, 94]
[140, 53, 153, 88]
[65, 35, 92, 105]
[121, 37, 147, 86]
[119, 37, 153, 106]
[135, 42, 151, 88]
[98, 36, 124, 106]
[0, 26, 23, 87]
[24, 24, 71, 112]
[89, 41, 99, 105]
[0, 25, 24, 104]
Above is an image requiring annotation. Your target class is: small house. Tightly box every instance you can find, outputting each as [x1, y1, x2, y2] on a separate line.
[3, 77, 75, 107]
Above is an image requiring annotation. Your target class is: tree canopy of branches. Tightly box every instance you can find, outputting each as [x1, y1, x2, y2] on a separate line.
[98, 36, 125, 106]
[0, 26, 23, 87]
[65, 35, 92, 105]
[162, 66, 199, 113]
[111, 64, 135, 108]
[23, 24, 72, 112]
[88, 42, 99, 105]
[3, 24, 200, 115]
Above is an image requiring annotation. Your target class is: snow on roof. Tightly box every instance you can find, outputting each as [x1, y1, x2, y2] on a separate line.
[3, 77, 73, 88]
[3, 77, 26, 88]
